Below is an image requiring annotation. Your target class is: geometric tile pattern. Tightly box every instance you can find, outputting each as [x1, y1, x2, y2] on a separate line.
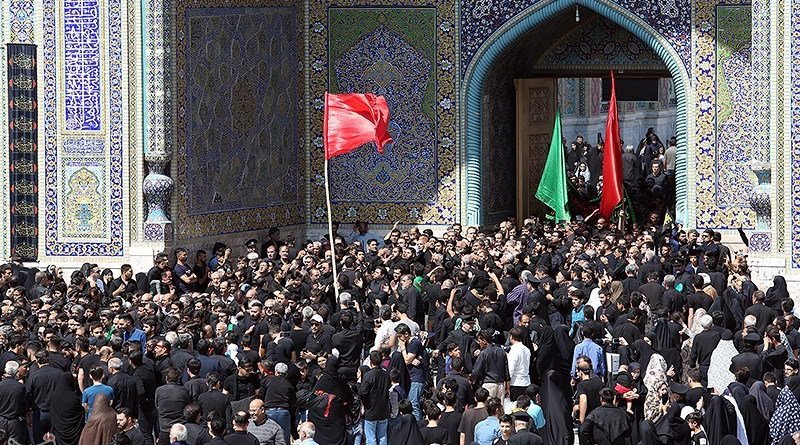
[173, 0, 304, 239]
[481, 56, 515, 224]
[9, 0, 34, 43]
[182, 7, 299, 214]
[713, 5, 753, 208]
[460, 0, 692, 75]
[328, 9, 437, 204]
[308, 1, 457, 225]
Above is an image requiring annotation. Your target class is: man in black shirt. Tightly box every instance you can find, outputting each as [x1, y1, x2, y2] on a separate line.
[262, 324, 295, 365]
[224, 411, 261, 445]
[332, 311, 362, 381]
[108, 357, 139, 411]
[198, 372, 232, 421]
[745, 290, 776, 333]
[0, 361, 28, 445]
[690, 314, 721, 384]
[26, 350, 63, 443]
[574, 357, 604, 424]
[205, 413, 231, 445]
[360, 351, 390, 445]
[224, 357, 260, 403]
[130, 350, 158, 445]
[259, 362, 294, 445]
[155, 367, 190, 445]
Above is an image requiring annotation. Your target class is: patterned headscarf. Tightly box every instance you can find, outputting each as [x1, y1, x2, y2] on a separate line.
[643, 353, 668, 421]
[769, 387, 800, 445]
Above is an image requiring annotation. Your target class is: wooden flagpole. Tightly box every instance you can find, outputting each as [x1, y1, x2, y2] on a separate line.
[323, 156, 340, 301]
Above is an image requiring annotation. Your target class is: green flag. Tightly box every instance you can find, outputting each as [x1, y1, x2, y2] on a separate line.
[535, 109, 571, 222]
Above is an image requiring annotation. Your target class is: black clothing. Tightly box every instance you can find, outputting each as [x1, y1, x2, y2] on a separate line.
[508, 431, 544, 445]
[639, 282, 665, 310]
[107, 371, 139, 411]
[48, 373, 84, 445]
[259, 375, 294, 410]
[388, 413, 425, 445]
[729, 351, 763, 385]
[576, 377, 605, 416]
[124, 427, 145, 445]
[154, 383, 190, 434]
[419, 425, 449, 445]
[690, 330, 721, 381]
[332, 327, 363, 369]
[26, 364, 65, 411]
[224, 373, 260, 401]
[472, 344, 511, 384]
[301, 390, 347, 445]
[541, 370, 574, 445]
[197, 389, 232, 420]
[579, 404, 630, 445]
[359, 367, 390, 420]
[224, 431, 260, 445]
[745, 303, 775, 334]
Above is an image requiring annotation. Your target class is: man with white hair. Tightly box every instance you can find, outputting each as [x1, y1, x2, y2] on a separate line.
[0, 361, 27, 445]
[108, 356, 139, 411]
[297, 422, 319, 445]
[689, 314, 721, 384]
[169, 423, 188, 445]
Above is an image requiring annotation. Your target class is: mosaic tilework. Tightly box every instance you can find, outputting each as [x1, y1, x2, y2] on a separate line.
[750, 232, 772, 252]
[43, 0, 125, 255]
[309, 1, 457, 225]
[63, 0, 103, 131]
[183, 7, 300, 214]
[791, 0, 800, 266]
[173, 1, 305, 239]
[9, 0, 34, 43]
[60, 138, 108, 239]
[693, 0, 755, 230]
[481, 56, 515, 223]
[714, 5, 753, 207]
[460, 0, 691, 75]
[750, 0, 771, 165]
[144, 0, 170, 156]
[535, 15, 665, 71]
[559, 78, 578, 117]
[126, 0, 139, 242]
[328, 8, 437, 204]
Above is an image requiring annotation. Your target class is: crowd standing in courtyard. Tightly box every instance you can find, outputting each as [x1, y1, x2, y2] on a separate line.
[0, 132, 798, 445]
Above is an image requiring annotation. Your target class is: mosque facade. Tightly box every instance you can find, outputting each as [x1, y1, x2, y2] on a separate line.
[0, 0, 795, 281]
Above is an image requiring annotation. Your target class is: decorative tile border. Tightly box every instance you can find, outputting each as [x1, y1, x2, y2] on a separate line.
[790, 0, 800, 266]
[9, 0, 35, 43]
[307, 0, 458, 225]
[43, 0, 125, 256]
[692, 0, 755, 229]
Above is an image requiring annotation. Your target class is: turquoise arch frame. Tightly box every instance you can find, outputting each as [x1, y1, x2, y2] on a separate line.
[462, 0, 691, 226]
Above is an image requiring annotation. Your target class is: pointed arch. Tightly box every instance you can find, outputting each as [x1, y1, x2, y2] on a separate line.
[461, 0, 692, 226]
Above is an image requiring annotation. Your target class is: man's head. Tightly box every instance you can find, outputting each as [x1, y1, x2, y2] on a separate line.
[116, 408, 136, 431]
[785, 359, 799, 378]
[498, 415, 513, 437]
[169, 424, 187, 443]
[249, 399, 266, 423]
[297, 422, 316, 441]
[232, 411, 249, 432]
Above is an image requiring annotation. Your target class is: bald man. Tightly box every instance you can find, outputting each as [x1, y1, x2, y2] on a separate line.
[247, 399, 286, 445]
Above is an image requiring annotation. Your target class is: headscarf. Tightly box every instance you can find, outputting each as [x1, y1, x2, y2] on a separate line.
[49, 373, 85, 445]
[79, 393, 119, 445]
[709, 332, 739, 394]
[552, 324, 575, 376]
[766, 276, 790, 310]
[705, 395, 739, 445]
[610, 281, 624, 302]
[722, 436, 744, 445]
[740, 394, 768, 445]
[643, 353, 668, 421]
[787, 376, 800, 403]
[314, 356, 351, 404]
[632, 338, 658, 372]
[750, 381, 776, 419]
[388, 413, 425, 445]
[541, 369, 574, 445]
[769, 387, 800, 445]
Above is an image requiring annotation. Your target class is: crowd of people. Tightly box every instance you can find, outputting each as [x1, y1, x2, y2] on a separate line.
[0, 210, 798, 445]
[566, 128, 677, 221]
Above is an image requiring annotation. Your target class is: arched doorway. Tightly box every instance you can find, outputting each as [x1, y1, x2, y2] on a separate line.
[461, 0, 692, 227]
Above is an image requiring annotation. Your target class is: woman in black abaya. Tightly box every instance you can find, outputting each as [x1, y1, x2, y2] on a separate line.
[551, 324, 575, 376]
[540, 369, 573, 445]
[387, 350, 411, 396]
[740, 394, 769, 445]
[704, 395, 739, 445]
[653, 316, 682, 379]
[766, 276, 790, 311]
[48, 373, 84, 445]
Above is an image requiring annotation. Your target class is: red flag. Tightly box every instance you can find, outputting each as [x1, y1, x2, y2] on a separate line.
[599, 71, 623, 219]
[323, 92, 393, 160]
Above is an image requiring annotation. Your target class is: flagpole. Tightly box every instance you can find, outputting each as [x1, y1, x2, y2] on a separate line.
[323, 157, 340, 301]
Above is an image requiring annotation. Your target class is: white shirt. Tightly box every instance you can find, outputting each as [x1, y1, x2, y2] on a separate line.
[507, 342, 531, 387]
[372, 320, 396, 351]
